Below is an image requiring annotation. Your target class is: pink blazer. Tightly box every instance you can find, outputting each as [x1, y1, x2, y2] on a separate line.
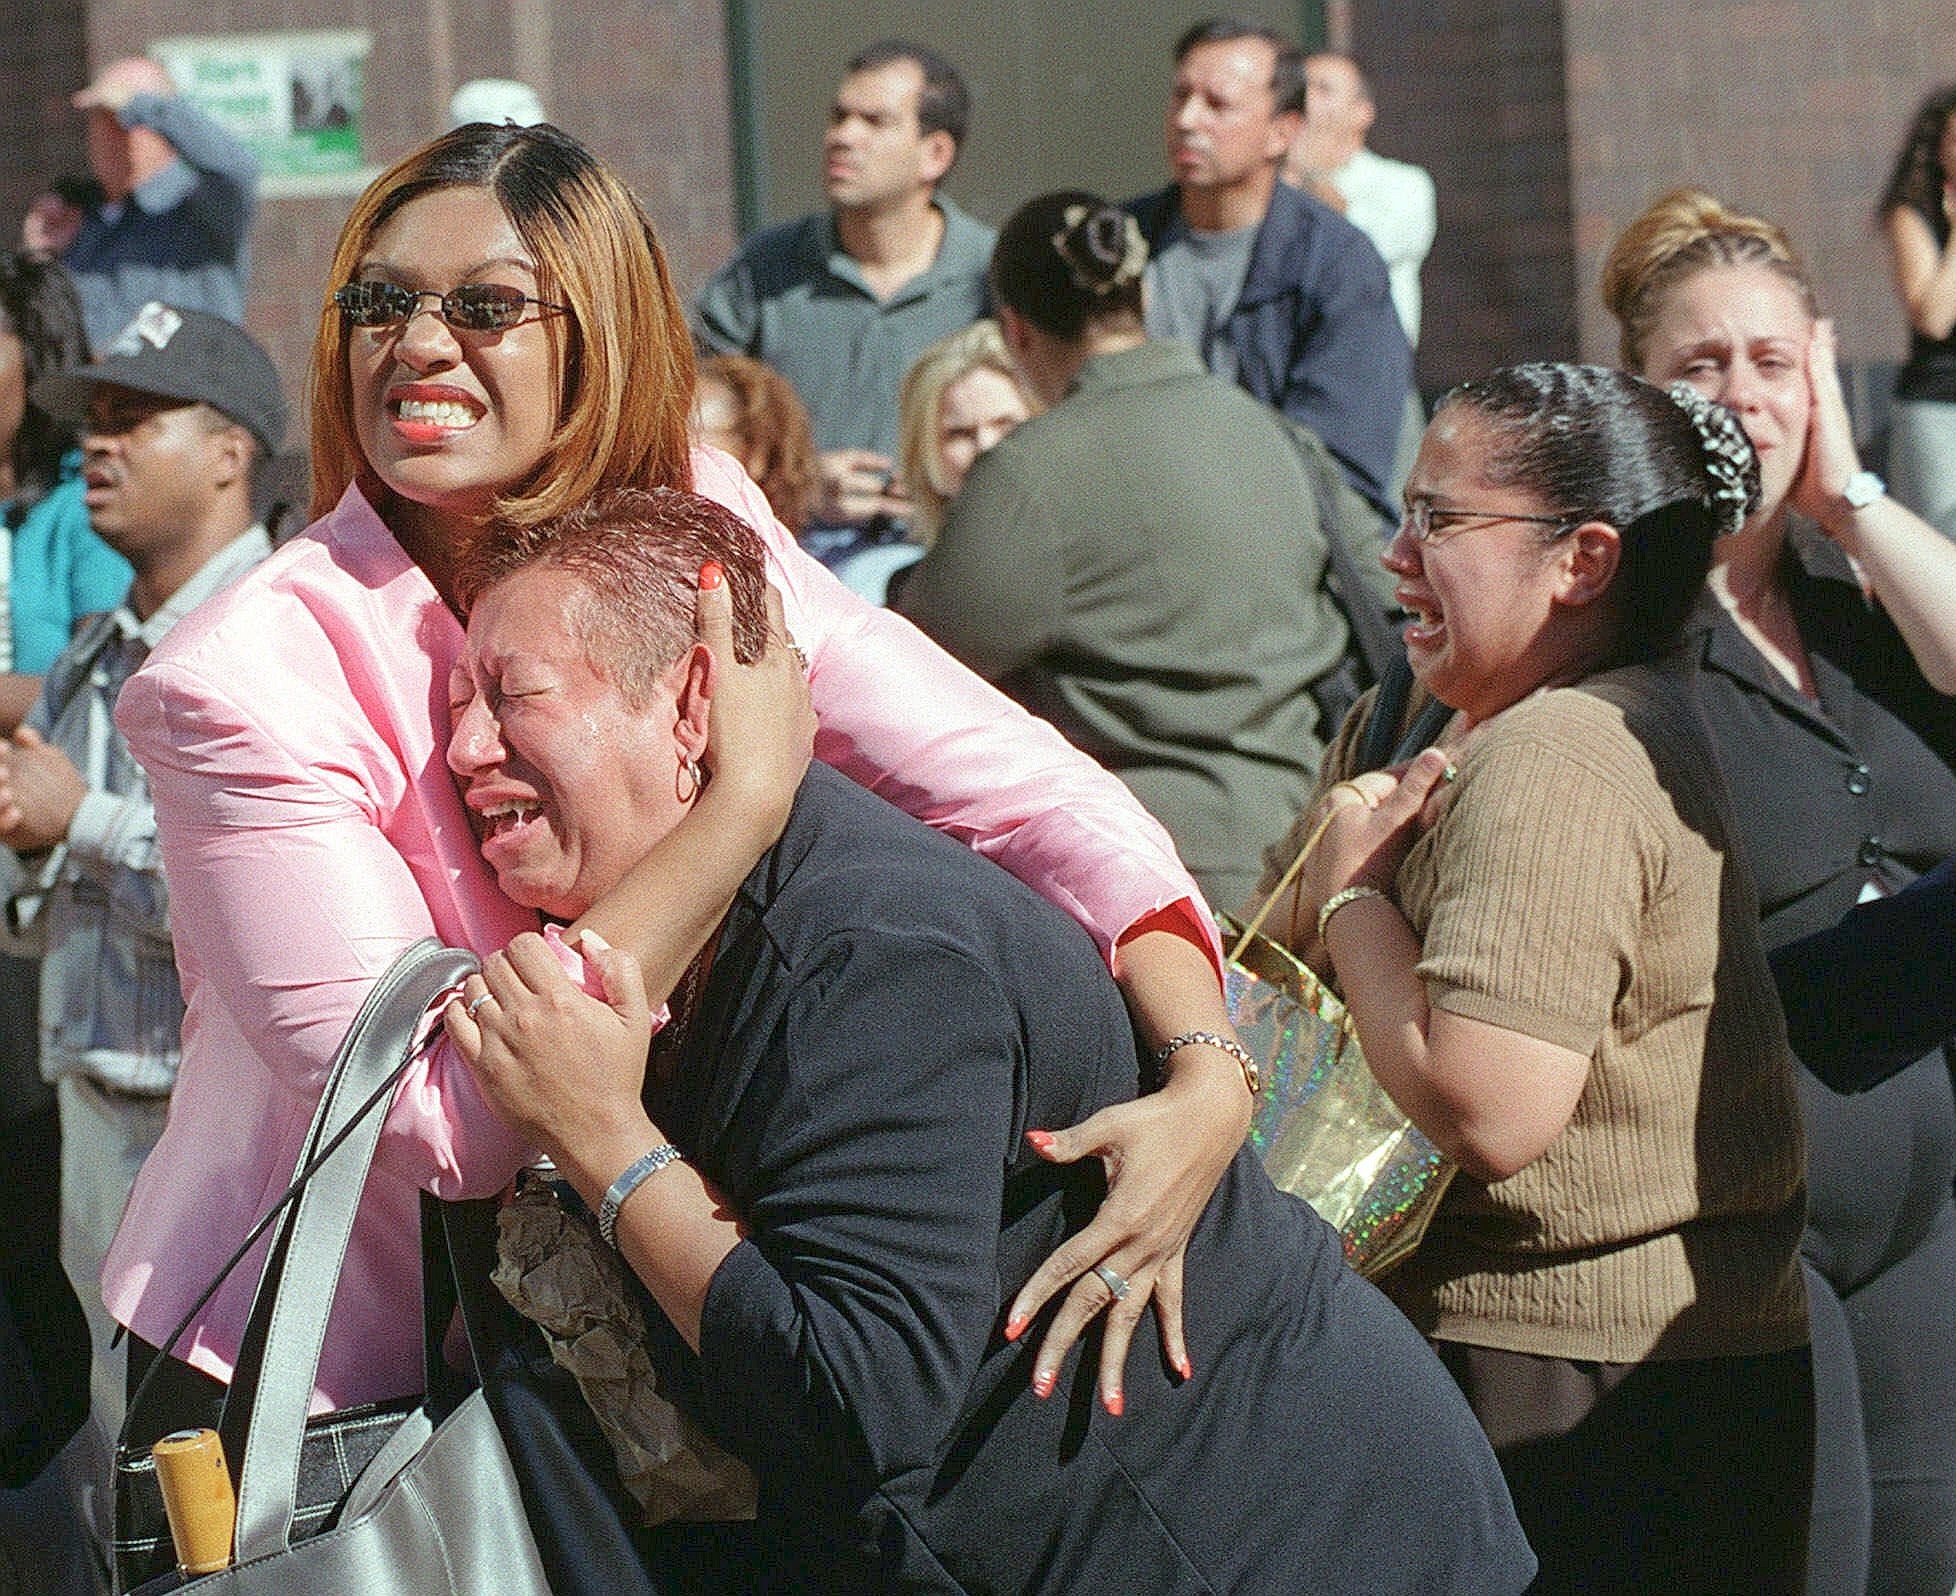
[105, 451, 1216, 1408]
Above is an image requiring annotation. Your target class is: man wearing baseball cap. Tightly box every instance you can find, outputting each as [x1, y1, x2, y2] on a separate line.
[0, 301, 281, 1579]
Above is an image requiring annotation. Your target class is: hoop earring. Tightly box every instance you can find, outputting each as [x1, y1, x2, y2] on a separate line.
[675, 757, 701, 805]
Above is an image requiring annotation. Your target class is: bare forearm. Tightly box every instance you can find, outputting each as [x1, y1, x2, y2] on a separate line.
[1114, 922, 1250, 1125]
[553, 1118, 739, 1355]
[1324, 897, 1584, 1183]
[572, 772, 792, 1006]
[1321, 896, 1448, 1129]
[1889, 208, 1956, 340]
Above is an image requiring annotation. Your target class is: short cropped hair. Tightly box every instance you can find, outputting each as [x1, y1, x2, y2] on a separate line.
[848, 40, 972, 153]
[1174, 18, 1305, 116]
[457, 486, 771, 706]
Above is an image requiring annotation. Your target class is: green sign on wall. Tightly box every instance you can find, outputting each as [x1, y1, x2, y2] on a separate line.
[153, 30, 374, 195]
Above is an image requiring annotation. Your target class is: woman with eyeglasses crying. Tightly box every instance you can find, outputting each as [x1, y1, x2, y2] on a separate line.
[1260, 363, 1814, 1593]
[99, 123, 1255, 1441]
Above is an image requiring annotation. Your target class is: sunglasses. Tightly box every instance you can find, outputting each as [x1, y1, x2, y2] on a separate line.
[333, 280, 571, 334]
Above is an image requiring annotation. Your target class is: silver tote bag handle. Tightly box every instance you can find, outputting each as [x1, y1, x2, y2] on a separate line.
[227, 938, 480, 1564]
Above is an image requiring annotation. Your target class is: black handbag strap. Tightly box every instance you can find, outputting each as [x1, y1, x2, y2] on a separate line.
[1356, 655, 1454, 774]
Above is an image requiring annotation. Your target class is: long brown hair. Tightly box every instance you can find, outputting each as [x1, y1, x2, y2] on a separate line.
[1880, 85, 1956, 223]
[308, 122, 695, 525]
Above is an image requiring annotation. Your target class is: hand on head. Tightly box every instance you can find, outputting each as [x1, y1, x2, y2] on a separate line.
[1790, 317, 1864, 533]
[73, 57, 175, 114]
[694, 564, 816, 828]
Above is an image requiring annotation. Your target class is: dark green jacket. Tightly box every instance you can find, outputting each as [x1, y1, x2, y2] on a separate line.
[899, 340, 1349, 911]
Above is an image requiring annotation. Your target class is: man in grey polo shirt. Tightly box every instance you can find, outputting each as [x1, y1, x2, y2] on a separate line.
[694, 40, 993, 538]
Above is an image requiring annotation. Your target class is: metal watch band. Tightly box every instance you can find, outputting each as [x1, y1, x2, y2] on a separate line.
[596, 1142, 685, 1248]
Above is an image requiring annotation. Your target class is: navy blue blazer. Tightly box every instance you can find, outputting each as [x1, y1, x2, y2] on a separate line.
[1128, 179, 1412, 519]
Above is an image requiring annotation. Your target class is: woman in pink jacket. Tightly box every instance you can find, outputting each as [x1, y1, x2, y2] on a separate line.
[105, 123, 1249, 1415]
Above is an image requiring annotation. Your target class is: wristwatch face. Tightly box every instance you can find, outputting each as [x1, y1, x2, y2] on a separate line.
[1843, 470, 1885, 509]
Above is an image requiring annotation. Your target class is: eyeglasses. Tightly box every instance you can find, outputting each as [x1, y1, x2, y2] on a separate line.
[1399, 500, 1577, 545]
[333, 281, 571, 334]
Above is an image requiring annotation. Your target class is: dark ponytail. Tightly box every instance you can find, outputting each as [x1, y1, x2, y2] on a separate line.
[990, 190, 1147, 340]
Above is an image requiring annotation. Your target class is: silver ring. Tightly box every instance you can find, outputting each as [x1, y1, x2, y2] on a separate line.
[1091, 1263, 1130, 1302]
[466, 992, 494, 1020]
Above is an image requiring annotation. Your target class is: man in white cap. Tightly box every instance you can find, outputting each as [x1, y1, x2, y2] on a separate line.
[448, 78, 548, 129]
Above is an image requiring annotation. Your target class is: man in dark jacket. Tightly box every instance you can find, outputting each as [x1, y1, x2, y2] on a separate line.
[1128, 18, 1411, 519]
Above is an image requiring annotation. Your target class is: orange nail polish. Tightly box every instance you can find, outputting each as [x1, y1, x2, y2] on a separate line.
[1103, 1389, 1124, 1417]
[1175, 1354, 1193, 1381]
[1003, 1313, 1028, 1342]
[698, 561, 723, 591]
[1024, 1130, 1056, 1156]
[1032, 1369, 1056, 1400]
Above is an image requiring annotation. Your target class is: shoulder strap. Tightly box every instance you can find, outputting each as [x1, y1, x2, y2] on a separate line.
[224, 939, 479, 1562]
[1354, 655, 1454, 773]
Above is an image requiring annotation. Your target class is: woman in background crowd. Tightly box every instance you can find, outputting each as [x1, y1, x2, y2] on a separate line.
[690, 353, 819, 535]
[0, 253, 132, 729]
[103, 123, 1252, 1440]
[895, 319, 1037, 546]
[1603, 187, 1956, 1596]
[843, 319, 1040, 606]
[899, 193, 1351, 912]
[1880, 85, 1956, 539]
[1269, 362, 1811, 1592]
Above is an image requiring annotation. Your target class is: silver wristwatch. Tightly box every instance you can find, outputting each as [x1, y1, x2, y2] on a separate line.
[1841, 470, 1886, 511]
[597, 1142, 685, 1247]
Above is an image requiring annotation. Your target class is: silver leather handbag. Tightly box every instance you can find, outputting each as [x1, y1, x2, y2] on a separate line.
[117, 939, 551, 1594]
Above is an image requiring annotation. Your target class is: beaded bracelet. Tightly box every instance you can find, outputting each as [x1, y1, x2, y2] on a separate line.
[1151, 1030, 1261, 1096]
[596, 1142, 685, 1248]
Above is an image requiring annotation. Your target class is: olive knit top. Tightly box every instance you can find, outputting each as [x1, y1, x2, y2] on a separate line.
[1288, 659, 1809, 1363]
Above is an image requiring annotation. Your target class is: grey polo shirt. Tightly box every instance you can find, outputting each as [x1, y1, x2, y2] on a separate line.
[693, 197, 995, 459]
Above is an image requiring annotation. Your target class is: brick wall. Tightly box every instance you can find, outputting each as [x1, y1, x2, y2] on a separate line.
[1352, 0, 1578, 396]
[1563, 0, 1956, 373]
[1, 8, 91, 252]
[20, 5, 1955, 434]
[38, 0, 739, 473]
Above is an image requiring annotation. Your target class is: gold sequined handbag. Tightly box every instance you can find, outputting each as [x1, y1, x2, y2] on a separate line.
[1224, 680, 1459, 1278]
